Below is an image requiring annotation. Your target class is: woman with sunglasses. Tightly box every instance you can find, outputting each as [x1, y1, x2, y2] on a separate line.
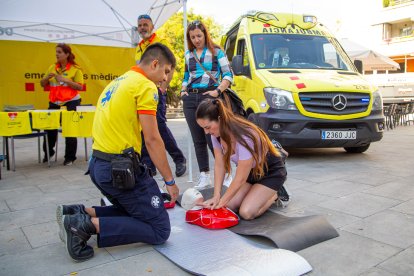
[40, 43, 84, 166]
[181, 20, 233, 189]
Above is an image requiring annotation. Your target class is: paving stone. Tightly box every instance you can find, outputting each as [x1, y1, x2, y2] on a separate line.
[317, 193, 401, 218]
[302, 179, 372, 197]
[104, 243, 153, 260]
[342, 210, 414, 249]
[0, 186, 42, 201]
[284, 176, 316, 190]
[391, 199, 414, 216]
[0, 228, 31, 256]
[0, 242, 113, 276]
[344, 171, 403, 186]
[37, 179, 90, 193]
[281, 205, 361, 229]
[0, 200, 9, 214]
[0, 205, 56, 231]
[22, 221, 61, 248]
[70, 250, 190, 276]
[6, 190, 93, 211]
[299, 231, 401, 276]
[269, 189, 333, 213]
[359, 267, 398, 276]
[363, 179, 414, 201]
[378, 246, 414, 275]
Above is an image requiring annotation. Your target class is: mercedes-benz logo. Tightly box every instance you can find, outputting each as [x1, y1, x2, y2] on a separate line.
[332, 94, 347, 111]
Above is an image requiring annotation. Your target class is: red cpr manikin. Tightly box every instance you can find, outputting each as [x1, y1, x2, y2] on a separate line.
[185, 207, 239, 229]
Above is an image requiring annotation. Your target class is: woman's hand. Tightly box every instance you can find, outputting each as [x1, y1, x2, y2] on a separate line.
[200, 195, 221, 210]
[203, 89, 220, 98]
[180, 91, 188, 97]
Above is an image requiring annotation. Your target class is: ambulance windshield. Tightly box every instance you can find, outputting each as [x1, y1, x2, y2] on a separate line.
[251, 34, 353, 70]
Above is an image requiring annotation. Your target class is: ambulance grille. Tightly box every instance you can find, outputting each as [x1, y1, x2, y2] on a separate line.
[298, 92, 370, 115]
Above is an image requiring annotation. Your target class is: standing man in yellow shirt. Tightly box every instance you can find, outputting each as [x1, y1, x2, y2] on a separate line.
[136, 14, 187, 178]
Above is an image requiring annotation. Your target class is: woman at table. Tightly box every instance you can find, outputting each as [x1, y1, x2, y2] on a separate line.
[195, 98, 288, 220]
[40, 43, 84, 166]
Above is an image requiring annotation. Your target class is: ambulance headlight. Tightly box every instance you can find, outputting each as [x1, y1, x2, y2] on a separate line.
[264, 88, 297, 110]
[372, 90, 383, 111]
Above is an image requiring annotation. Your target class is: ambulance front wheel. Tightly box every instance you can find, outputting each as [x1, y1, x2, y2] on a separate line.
[344, 144, 370, 153]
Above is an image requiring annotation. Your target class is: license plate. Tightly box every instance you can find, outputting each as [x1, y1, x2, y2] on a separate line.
[321, 130, 356, 140]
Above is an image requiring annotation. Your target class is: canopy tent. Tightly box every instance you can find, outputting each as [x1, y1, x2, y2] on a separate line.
[0, 0, 184, 47]
[340, 38, 400, 71]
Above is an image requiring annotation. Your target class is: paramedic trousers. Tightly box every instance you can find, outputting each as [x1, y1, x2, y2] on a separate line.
[181, 92, 214, 172]
[88, 156, 170, 247]
[43, 99, 81, 162]
[141, 91, 186, 171]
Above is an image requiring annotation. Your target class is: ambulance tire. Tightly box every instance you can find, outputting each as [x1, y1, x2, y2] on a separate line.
[344, 144, 370, 153]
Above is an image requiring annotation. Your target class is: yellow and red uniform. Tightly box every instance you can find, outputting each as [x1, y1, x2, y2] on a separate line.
[92, 66, 159, 154]
[44, 63, 84, 103]
[134, 33, 167, 63]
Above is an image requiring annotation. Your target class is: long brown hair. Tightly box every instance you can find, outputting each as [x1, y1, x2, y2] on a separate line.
[56, 43, 77, 66]
[196, 98, 280, 178]
[186, 20, 221, 56]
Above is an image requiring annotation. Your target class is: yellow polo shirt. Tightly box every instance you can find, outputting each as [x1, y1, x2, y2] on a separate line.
[92, 66, 159, 154]
[135, 33, 168, 63]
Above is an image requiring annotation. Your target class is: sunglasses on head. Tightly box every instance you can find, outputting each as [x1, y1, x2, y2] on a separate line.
[138, 14, 152, 21]
[189, 20, 201, 27]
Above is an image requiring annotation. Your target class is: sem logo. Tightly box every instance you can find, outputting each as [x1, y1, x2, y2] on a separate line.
[331, 94, 347, 111]
[8, 112, 18, 120]
[151, 195, 161, 208]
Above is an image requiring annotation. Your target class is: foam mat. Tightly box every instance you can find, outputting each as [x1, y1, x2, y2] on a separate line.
[154, 207, 312, 276]
[178, 187, 339, 252]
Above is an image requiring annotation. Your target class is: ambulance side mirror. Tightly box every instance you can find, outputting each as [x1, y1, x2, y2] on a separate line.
[354, 59, 363, 74]
[231, 55, 243, 75]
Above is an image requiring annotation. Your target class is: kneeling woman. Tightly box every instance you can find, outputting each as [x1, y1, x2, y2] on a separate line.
[195, 98, 287, 220]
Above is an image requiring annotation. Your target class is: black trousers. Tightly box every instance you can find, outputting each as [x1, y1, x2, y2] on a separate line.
[182, 93, 214, 172]
[141, 91, 186, 171]
[42, 99, 81, 161]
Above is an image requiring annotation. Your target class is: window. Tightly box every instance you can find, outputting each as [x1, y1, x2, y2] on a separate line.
[236, 39, 251, 77]
[224, 31, 238, 62]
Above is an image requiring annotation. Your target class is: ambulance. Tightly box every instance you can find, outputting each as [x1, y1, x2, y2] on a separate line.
[222, 12, 385, 153]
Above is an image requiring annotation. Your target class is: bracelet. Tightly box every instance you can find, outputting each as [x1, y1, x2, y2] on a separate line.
[164, 179, 176, 186]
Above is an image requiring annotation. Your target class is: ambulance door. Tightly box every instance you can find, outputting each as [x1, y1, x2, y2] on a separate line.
[232, 38, 252, 106]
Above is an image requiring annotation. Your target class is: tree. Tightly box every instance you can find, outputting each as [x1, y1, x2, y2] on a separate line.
[156, 10, 223, 106]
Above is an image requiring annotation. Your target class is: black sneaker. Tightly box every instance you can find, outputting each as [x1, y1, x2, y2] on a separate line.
[62, 214, 96, 262]
[42, 150, 55, 163]
[56, 204, 87, 242]
[175, 162, 186, 177]
[275, 185, 290, 208]
[63, 159, 75, 166]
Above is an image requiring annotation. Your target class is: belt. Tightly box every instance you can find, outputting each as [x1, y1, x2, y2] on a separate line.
[92, 150, 141, 162]
[187, 86, 217, 93]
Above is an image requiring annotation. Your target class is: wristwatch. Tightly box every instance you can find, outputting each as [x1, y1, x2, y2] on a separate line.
[215, 87, 222, 96]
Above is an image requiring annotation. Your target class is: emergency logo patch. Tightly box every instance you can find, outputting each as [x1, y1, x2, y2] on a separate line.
[101, 82, 119, 107]
[151, 195, 161, 208]
[153, 92, 159, 103]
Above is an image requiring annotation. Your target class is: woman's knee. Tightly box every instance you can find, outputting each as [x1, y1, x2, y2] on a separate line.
[238, 206, 258, 220]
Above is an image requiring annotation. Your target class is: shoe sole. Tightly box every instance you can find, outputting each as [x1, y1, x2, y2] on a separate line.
[56, 205, 64, 242]
[62, 215, 94, 262]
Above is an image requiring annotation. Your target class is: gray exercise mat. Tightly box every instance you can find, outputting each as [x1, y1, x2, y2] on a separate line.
[178, 187, 339, 252]
[154, 207, 312, 276]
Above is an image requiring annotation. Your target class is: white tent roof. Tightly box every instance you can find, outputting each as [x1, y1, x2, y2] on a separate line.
[340, 38, 400, 71]
[0, 0, 183, 47]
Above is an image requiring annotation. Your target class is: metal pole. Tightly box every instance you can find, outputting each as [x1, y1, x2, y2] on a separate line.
[183, 0, 193, 183]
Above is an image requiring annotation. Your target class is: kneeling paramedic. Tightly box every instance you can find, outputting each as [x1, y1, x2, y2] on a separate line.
[56, 43, 179, 262]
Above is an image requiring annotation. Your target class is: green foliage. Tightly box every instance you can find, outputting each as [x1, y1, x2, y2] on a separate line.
[383, 0, 389, 7]
[156, 10, 223, 106]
